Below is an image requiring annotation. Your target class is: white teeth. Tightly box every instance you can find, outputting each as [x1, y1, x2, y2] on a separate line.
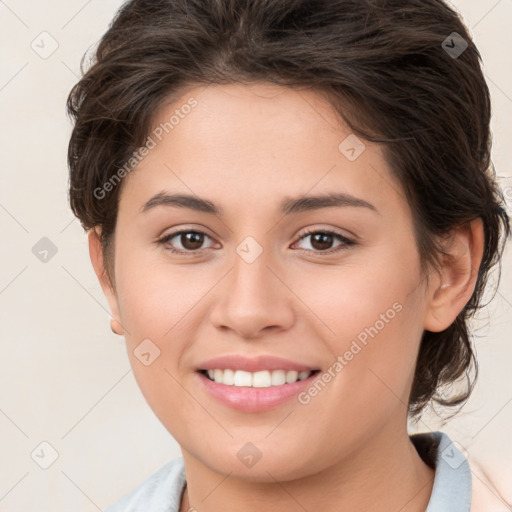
[271, 370, 286, 386]
[234, 370, 252, 386]
[222, 368, 235, 385]
[252, 370, 271, 388]
[213, 369, 223, 383]
[285, 370, 298, 383]
[203, 369, 314, 387]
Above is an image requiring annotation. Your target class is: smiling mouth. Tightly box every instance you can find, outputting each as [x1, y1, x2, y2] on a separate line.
[198, 368, 321, 387]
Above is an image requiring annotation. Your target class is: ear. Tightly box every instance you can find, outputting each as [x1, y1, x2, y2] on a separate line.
[88, 228, 124, 335]
[423, 218, 485, 332]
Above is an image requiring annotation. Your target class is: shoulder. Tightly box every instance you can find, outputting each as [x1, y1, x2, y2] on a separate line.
[468, 457, 512, 512]
[104, 456, 186, 512]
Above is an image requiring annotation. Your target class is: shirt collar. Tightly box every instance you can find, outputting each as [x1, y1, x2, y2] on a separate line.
[411, 430, 472, 512]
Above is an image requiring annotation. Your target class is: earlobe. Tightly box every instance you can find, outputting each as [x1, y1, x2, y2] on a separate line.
[110, 318, 124, 335]
[88, 228, 124, 336]
[423, 218, 485, 332]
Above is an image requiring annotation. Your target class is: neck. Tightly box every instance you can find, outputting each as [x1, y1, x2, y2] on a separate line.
[179, 420, 435, 512]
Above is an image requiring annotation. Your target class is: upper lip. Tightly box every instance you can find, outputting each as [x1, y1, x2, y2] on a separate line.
[197, 354, 319, 373]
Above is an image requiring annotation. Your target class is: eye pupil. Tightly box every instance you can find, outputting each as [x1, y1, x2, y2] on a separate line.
[182, 232, 204, 250]
[311, 232, 333, 250]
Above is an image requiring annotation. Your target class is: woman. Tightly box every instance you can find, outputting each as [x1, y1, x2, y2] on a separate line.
[66, 0, 511, 510]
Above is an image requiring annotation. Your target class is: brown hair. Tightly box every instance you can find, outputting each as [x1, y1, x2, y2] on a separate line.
[67, 0, 510, 420]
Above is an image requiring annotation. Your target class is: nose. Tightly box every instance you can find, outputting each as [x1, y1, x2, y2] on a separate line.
[209, 246, 295, 339]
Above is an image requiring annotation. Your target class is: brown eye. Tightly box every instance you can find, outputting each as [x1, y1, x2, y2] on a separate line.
[158, 230, 214, 254]
[294, 229, 355, 254]
[178, 232, 205, 250]
[310, 232, 335, 251]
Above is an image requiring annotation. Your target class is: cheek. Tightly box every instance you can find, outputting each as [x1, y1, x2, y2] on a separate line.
[114, 255, 203, 434]
[114, 245, 212, 344]
[296, 245, 425, 407]
[292, 244, 423, 345]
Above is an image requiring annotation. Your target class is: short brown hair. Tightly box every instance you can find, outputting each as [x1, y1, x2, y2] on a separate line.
[67, 0, 510, 419]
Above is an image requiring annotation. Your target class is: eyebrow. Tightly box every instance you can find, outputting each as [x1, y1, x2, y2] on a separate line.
[141, 191, 379, 216]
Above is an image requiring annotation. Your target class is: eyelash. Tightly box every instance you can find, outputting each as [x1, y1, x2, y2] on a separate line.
[156, 228, 356, 255]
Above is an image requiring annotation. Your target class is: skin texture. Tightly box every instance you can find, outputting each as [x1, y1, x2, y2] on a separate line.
[89, 82, 484, 512]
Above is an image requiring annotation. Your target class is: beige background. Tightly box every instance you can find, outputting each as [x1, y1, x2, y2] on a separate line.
[0, 0, 511, 510]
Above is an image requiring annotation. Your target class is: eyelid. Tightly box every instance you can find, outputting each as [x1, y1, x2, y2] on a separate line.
[295, 225, 356, 243]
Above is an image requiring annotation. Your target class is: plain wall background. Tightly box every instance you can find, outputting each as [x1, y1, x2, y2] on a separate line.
[0, 0, 511, 510]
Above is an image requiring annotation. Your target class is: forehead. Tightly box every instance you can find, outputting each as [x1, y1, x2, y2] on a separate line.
[119, 82, 408, 220]
[154, 82, 354, 159]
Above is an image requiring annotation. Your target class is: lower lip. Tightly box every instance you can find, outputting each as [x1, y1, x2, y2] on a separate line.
[196, 371, 320, 412]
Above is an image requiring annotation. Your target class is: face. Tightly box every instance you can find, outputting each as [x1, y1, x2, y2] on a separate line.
[99, 82, 434, 481]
